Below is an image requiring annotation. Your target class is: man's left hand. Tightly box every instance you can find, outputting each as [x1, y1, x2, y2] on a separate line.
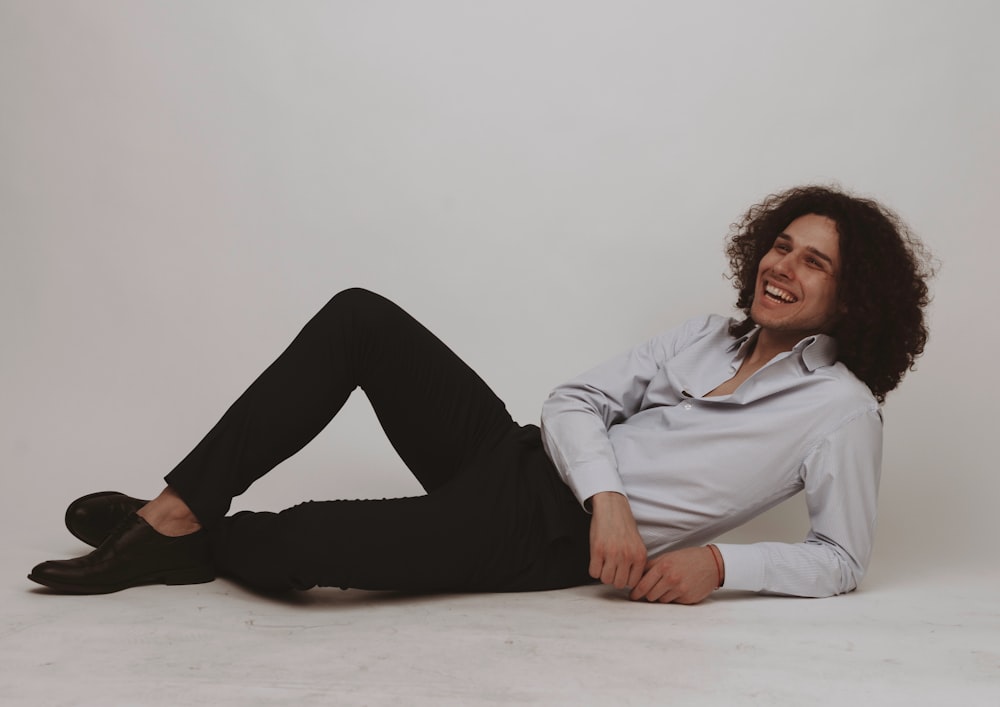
[628, 546, 721, 604]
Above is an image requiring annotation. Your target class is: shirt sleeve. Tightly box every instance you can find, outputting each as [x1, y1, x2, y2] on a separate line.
[714, 406, 884, 597]
[540, 316, 712, 509]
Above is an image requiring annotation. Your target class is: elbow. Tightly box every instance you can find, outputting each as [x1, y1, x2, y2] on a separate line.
[840, 561, 865, 595]
[825, 553, 866, 597]
[800, 540, 868, 597]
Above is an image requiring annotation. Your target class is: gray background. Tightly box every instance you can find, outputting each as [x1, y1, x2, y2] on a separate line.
[2, 0, 996, 584]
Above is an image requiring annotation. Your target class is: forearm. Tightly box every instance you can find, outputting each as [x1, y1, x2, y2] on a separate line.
[713, 539, 866, 597]
[540, 408, 626, 505]
[540, 327, 690, 507]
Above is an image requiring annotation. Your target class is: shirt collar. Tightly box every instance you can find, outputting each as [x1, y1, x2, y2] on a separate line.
[727, 325, 838, 372]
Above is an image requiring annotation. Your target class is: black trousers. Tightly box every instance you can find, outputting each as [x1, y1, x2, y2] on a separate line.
[165, 288, 591, 593]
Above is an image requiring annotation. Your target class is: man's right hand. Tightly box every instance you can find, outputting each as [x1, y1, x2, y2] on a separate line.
[588, 491, 647, 589]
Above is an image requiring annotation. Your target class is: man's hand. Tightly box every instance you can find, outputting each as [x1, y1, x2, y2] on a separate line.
[588, 492, 647, 589]
[629, 546, 722, 604]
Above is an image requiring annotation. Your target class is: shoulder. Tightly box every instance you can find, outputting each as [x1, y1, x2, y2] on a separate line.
[797, 335, 879, 413]
[641, 314, 742, 369]
[655, 313, 735, 350]
[812, 360, 882, 426]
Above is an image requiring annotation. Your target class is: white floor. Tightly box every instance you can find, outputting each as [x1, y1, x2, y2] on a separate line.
[3, 536, 997, 706]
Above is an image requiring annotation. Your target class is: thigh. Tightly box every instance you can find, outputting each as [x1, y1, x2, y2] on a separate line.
[214, 485, 506, 592]
[164, 288, 518, 526]
[321, 288, 518, 490]
[215, 499, 486, 593]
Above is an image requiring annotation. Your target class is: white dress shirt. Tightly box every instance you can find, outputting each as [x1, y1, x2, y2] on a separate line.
[540, 314, 883, 597]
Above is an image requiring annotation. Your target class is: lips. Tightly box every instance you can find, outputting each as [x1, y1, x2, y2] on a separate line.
[764, 282, 798, 303]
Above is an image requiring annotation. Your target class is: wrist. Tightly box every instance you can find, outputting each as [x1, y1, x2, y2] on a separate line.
[707, 544, 725, 588]
[587, 491, 628, 513]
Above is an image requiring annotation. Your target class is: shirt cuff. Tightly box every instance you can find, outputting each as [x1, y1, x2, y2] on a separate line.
[712, 543, 765, 592]
[560, 462, 627, 512]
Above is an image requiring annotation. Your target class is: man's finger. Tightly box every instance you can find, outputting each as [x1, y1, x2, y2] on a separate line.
[629, 571, 655, 601]
[632, 564, 669, 600]
[589, 554, 603, 580]
[613, 563, 632, 589]
[657, 587, 682, 604]
[627, 563, 645, 590]
[602, 562, 619, 586]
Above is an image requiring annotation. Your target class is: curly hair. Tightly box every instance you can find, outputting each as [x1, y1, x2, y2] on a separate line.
[726, 185, 934, 403]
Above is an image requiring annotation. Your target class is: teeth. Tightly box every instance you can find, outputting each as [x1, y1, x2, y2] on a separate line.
[765, 283, 798, 303]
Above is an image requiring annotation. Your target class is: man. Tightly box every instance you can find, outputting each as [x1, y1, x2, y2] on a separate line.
[28, 185, 933, 603]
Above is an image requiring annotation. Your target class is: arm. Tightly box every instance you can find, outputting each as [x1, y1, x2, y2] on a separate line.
[629, 407, 882, 603]
[540, 343, 659, 590]
[541, 317, 714, 589]
[540, 316, 713, 504]
[539, 342, 660, 505]
[714, 409, 883, 597]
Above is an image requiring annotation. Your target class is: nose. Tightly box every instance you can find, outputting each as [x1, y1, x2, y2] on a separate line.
[771, 253, 794, 280]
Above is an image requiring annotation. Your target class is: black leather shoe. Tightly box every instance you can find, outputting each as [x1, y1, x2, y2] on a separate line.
[29, 513, 215, 594]
[65, 491, 148, 547]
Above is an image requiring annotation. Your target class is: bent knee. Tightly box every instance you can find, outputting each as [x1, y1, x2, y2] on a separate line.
[325, 287, 387, 314]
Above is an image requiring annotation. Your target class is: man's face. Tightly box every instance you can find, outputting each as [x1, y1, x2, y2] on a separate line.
[751, 213, 842, 348]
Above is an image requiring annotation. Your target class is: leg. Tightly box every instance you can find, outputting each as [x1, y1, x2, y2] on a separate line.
[43, 433, 593, 594]
[29, 289, 523, 594]
[213, 436, 593, 593]
[165, 288, 517, 526]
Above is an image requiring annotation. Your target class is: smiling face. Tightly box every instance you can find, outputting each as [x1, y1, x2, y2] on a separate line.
[751, 213, 842, 351]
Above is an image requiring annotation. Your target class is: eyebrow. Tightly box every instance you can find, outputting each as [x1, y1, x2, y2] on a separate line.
[775, 233, 836, 270]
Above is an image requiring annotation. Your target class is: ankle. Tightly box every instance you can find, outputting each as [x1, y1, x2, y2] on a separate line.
[137, 487, 202, 537]
[138, 510, 201, 537]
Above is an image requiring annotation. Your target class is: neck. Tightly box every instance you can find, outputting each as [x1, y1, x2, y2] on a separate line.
[747, 329, 802, 366]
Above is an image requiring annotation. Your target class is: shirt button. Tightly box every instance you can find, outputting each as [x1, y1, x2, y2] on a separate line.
[683, 403, 693, 410]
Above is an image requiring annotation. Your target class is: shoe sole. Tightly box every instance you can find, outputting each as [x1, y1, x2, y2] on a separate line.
[27, 568, 216, 594]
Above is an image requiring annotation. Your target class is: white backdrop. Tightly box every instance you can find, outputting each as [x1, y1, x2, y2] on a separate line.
[2, 0, 997, 584]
